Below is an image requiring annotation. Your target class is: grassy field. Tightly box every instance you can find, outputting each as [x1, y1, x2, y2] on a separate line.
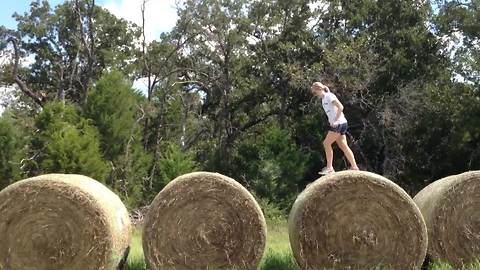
[126, 220, 479, 270]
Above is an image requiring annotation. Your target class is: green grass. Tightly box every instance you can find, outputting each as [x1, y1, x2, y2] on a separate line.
[125, 221, 480, 270]
[430, 262, 480, 270]
[125, 221, 298, 270]
[126, 230, 148, 270]
[260, 220, 299, 270]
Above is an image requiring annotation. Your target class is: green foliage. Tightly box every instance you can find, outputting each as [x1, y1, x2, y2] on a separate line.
[40, 120, 108, 180]
[311, 0, 447, 180]
[0, 116, 24, 189]
[34, 101, 81, 132]
[112, 142, 152, 208]
[385, 78, 480, 190]
[85, 71, 142, 160]
[29, 102, 109, 182]
[1, 0, 480, 213]
[253, 126, 308, 209]
[86, 71, 152, 207]
[158, 143, 197, 187]
[257, 197, 286, 226]
[434, 0, 480, 84]
[7, 0, 139, 105]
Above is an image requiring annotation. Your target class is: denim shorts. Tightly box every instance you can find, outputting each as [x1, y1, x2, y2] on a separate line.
[329, 122, 348, 135]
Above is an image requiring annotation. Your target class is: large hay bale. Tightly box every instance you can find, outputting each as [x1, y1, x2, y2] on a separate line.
[288, 171, 427, 269]
[0, 174, 132, 270]
[414, 171, 480, 267]
[143, 172, 267, 270]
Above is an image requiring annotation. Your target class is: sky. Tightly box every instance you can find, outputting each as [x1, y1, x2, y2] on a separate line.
[0, 0, 62, 29]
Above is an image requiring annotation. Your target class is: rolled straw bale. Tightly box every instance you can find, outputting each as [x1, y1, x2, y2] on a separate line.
[0, 174, 132, 270]
[143, 172, 267, 270]
[288, 171, 427, 269]
[414, 171, 480, 267]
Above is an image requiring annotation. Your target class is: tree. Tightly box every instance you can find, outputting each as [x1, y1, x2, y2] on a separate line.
[380, 0, 480, 191]
[434, 0, 480, 85]
[0, 115, 24, 189]
[247, 0, 322, 128]
[40, 122, 108, 180]
[85, 71, 152, 206]
[27, 101, 109, 182]
[308, 0, 447, 181]
[158, 143, 197, 187]
[173, 0, 301, 174]
[254, 127, 308, 209]
[85, 71, 143, 160]
[1, 0, 139, 107]
[2, 0, 478, 210]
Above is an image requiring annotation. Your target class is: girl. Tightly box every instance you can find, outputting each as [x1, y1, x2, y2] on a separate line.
[311, 82, 359, 174]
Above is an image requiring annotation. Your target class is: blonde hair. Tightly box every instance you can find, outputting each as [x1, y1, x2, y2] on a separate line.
[312, 82, 330, 92]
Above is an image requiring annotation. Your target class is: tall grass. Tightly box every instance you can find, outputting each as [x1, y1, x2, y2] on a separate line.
[125, 221, 480, 270]
[260, 219, 299, 270]
[126, 229, 148, 270]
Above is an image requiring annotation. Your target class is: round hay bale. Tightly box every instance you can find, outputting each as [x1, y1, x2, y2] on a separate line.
[143, 172, 267, 270]
[288, 171, 427, 269]
[413, 171, 480, 267]
[0, 174, 132, 270]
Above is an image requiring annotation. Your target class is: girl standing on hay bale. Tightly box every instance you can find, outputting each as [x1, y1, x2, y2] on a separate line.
[311, 82, 359, 174]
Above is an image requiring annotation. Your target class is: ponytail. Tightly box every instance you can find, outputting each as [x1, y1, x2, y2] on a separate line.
[312, 82, 330, 92]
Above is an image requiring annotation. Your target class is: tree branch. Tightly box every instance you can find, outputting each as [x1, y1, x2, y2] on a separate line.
[7, 37, 45, 107]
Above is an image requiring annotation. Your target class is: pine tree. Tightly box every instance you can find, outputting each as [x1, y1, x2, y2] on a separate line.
[85, 71, 152, 207]
[0, 115, 24, 189]
[28, 102, 109, 182]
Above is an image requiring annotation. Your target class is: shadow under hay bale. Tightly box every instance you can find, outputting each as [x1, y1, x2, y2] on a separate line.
[142, 172, 267, 270]
[288, 171, 428, 270]
[414, 171, 480, 268]
[0, 174, 132, 270]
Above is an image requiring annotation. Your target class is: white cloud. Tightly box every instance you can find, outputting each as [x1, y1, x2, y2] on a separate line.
[102, 0, 179, 41]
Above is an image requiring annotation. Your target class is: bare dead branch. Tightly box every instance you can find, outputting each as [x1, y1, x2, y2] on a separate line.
[7, 37, 45, 107]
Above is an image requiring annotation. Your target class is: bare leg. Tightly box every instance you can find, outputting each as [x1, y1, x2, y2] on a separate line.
[323, 131, 341, 169]
[336, 134, 359, 170]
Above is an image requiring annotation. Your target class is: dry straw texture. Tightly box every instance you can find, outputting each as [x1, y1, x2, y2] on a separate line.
[143, 172, 267, 270]
[414, 170, 480, 268]
[0, 174, 132, 270]
[288, 171, 427, 269]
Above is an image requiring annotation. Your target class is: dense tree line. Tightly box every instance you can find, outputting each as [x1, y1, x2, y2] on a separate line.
[1, 0, 479, 210]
